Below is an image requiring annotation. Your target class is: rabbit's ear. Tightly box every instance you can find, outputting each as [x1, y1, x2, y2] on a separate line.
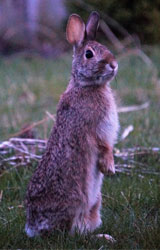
[86, 11, 100, 40]
[66, 14, 85, 46]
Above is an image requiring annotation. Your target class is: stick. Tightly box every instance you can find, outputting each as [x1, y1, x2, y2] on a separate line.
[118, 102, 149, 113]
[96, 234, 116, 243]
[120, 125, 134, 140]
[10, 117, 48, 138]
[100, 20, 124, 52]
[9, 111, 55, 139]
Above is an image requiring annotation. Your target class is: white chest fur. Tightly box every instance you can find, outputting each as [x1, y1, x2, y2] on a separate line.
[87, 150, 103, 208]
[97, 86, 119, 147]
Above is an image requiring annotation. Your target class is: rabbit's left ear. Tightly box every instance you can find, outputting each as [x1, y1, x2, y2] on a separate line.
[86, 11, 100, 40]
[66, 14, 85, 46]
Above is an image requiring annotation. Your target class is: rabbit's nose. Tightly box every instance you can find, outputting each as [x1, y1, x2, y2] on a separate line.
[109, 60, 118, 70]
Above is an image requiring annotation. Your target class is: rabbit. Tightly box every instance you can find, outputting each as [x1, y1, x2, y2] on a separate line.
[25, 11, 119, 238]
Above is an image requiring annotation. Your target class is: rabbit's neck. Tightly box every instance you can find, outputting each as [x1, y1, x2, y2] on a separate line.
[67, 74, 110, 90]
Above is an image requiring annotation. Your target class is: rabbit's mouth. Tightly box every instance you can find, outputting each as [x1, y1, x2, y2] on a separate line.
[96, 72, 116, 84]
[95, 62, 118, 84]
[76, 68, 117, 86]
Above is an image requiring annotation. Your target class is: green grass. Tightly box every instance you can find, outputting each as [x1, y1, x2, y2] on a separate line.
[0, 47, 160, 249]
[0, 54, 71, 139]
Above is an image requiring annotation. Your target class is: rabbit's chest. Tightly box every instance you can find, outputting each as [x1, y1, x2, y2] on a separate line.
[96, 96, 119, 146]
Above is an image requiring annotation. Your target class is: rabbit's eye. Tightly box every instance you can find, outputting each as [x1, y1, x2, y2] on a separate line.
[85, 50, 93, 59]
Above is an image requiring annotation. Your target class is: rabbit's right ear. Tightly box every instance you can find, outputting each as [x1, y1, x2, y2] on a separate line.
[66, 14, 85, 46]
[86, 11, 100, 40]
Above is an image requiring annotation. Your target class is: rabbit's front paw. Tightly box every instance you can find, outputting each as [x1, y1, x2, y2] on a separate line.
[98, 153, 115, 175]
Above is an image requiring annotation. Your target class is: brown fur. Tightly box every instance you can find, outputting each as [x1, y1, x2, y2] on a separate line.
[25, 11, 119, 237]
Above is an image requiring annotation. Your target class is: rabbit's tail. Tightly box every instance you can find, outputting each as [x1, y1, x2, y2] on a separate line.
[25, 210, 74, 237]
[25, 219, 51, 237]
[25, 215, 50, 237]
[25, 223, 39, 237]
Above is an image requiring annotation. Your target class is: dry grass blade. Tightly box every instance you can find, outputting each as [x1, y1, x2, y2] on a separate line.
[0, 190, 3, 202]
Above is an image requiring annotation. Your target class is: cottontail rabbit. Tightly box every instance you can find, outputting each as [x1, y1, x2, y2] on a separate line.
[25, 11, 119, 238]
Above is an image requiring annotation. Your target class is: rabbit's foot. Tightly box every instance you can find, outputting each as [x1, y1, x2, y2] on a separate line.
[96, 234, 116, 243]
[88, 195, 102, 231]
[98, 153, 115, 175]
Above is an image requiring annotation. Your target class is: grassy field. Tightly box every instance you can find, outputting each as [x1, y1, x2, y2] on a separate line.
[0, 46, 160, 249]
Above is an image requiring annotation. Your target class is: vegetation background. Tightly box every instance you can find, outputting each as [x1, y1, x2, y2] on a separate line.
[68, 0, 160, 44]
[0, 0, 159, 249]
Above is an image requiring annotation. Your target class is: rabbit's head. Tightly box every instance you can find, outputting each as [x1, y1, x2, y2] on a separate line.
[66, 12, 118, 87]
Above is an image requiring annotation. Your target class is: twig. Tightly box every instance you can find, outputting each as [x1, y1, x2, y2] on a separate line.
[45, 111, 56, 121]
[9, 111, 56, 139]
[10, 117, 48, 138]
[100, 20, 124, 52]
[98, 245, 104, 250]
[96, 234, 116, 243]
[9, 138, 47, 145]
[118, 102, 149, 113]
[8, 144, 41, 159]
[128, 160, 149, 168]
[120, 125, 134, 141]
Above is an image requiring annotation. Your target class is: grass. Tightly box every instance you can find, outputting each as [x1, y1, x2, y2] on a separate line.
[0, 46, 160, 249]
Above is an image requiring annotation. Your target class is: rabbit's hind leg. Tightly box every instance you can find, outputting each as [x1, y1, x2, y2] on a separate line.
[88, 194, 102, 232]
[70, 195, 102, 235]
[71, 195, 102, 234]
